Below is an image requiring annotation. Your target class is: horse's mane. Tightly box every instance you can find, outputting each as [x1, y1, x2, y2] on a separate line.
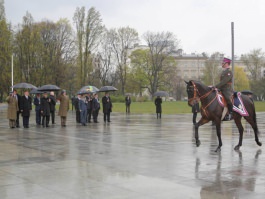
[189, 80, 212, 91]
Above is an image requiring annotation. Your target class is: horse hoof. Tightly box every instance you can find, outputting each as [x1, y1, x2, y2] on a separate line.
[215, 147, 221, 152]
[234, 145, 240, 151]
[196, 140, 201, 147]
[257, 142, 262, 146]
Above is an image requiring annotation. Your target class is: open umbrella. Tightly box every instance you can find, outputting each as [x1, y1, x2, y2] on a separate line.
[78, 85, 99, 94]
[38, 84, 60, 91]
[12, 82, 37, 89]
[241, 90, 253, 95]
[153, 91, 169, 97]
[30, 88, 43, 94]
[98, 86, 118, 92]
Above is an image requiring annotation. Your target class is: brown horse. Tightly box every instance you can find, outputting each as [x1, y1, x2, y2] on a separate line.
[185, 80, 262, 152]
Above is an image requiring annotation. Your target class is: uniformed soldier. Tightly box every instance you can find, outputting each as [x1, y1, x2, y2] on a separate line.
[215, 57, 233, 120]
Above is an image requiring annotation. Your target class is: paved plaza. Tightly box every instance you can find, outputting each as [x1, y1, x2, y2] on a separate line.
[0, 105, 265, 199]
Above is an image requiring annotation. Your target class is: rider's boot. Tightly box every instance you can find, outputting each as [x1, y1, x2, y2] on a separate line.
[227, 104, 233, 120]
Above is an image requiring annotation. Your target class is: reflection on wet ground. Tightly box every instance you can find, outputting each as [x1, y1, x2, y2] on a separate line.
[0, 107, 264, 198]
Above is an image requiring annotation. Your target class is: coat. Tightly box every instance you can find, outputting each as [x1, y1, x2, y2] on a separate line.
[20, 95, 32, 117]
[155, 97, 162, 113]
[92, 98, 100, 111]
[34, 97, 41, 111]
[49, 95, 56, 112]
[102, 96, 112, 113]
[40, 97, 51, 116]
[79, 98, 87, 111]
[125, 96, 131, 106]
[6, 96, 18, 120]
[57, 94, 69, 117]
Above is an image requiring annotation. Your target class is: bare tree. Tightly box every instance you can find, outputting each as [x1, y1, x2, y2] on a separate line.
[143, 31, 179, 95]
[241, 48, 265, 81]
[0, 0, 5, 20]
[109, 26, 139, 95]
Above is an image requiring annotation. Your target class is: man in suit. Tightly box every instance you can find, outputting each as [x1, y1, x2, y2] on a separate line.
[33, 93, 41, 125]
[57, 90, 69, 127]
[20, 90, 32, 128]
[13, 89, 21, 127]
[92, 93, 100, 123]
[125, 94, 131, 113]
[102, 92, 112, 122]
[86, 93, 93, 123]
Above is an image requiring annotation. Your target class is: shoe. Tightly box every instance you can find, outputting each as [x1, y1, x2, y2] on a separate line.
[94, 121, 98, 123]
[107, 120, 111, 122]
[52, 123, 56, 124]
[46, 125, 50, 127]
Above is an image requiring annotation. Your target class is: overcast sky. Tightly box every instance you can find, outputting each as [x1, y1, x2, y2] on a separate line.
[5, 0, 265, 57]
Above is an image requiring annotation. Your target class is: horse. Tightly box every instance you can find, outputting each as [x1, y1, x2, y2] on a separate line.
[185, 80, 262, 152]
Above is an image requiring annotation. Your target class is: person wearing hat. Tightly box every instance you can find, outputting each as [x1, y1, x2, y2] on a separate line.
[57, 90, 69, 127]
[20, 90, 32, 128]
[33, 93, 41, 125]
[6, 91, 19, 128]
[215, 57, 233, 120]
[40, 92, 51, 127]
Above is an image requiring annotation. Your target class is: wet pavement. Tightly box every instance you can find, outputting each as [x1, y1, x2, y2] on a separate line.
[0, 106, 265, 199]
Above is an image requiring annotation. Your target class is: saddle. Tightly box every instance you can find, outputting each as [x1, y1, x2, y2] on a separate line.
[217, 91, 249, 120]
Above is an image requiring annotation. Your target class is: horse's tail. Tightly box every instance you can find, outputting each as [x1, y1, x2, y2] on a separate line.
[252, 100, 257, 125]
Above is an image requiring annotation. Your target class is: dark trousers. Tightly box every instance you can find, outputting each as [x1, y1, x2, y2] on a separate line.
[23, 116, 29, 127]
[80, 109, 87, 125]
[87, 109, 92, 122]
[126, 105, 130, 113]
[16, 111, 20, 127]
[104, 112, 110, 122]
[36, 110, 41, 124]
[93, 109, 99, 122]
[50, 111, 55, 124]
[76, 110, 80, 123]
[193, 112, 197, 124]
[157, 113, 161, 119]
[42, 115, 50, 127]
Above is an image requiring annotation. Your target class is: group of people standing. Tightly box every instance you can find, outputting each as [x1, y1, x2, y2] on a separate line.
[6, 89, 70, 128]
[73, 92, 112, 126]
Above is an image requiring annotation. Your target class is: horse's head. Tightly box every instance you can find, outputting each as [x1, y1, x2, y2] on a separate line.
[185, 80, 198, 107]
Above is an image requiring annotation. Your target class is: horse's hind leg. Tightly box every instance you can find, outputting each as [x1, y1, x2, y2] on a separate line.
[245, 116, 262, 147]
[234, 115, 244, 150]
[215, 121, 222, 152]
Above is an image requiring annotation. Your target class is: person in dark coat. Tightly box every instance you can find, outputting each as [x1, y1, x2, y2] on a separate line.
[155, 96, 162, 119]
[79, 94, 87, 126]
[102, 92, 112, 122]
[92, 93, 100, 123]
[13, 89, 21, 127]
[192, 98, 200, 125]
[215, 57, 233, 120]
[40, 92, 50, 127]
[125, 95, 131, 113]
[49, 91, 56, 124]
[20, 90, 32, 128]
[86, 93, 93, 123]
[33, 93, 41, 125]
[74, 94, 81, 123]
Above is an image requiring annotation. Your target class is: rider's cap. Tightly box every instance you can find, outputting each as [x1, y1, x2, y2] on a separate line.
[222, 57, 231, 64]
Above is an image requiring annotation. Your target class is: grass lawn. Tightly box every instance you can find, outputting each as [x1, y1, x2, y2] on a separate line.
[111, 101, 265, 114]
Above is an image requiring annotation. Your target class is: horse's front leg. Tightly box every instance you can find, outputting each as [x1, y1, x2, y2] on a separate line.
[194, 118, 209, 147]
[215, 121, 222, 152]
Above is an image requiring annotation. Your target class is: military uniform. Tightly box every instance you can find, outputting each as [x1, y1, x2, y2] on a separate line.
[215, 58, 233, 119]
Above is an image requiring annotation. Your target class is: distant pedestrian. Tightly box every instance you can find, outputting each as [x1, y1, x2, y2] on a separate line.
[79, 94, 87, 126]
[74, 94, 81, 123]
[57, 90, 69, 127]
[6, 91, 19, 128]
[20, 90, 32, 128]
[92, 93, 100, 123]
[86, 93, 93, 123]
[33, 93, 41, 125]
[125, 94, 131, 113]
[40, 92, 50, 128]
[155, 96, 162, 119]
[192, 98, 200, 125]
[13, 89, 21, 128]
[102, 92, 112, 123]
[49, 91, 56, 124]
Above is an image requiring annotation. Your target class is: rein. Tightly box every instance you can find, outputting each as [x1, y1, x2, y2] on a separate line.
[189, 81, 217, 118]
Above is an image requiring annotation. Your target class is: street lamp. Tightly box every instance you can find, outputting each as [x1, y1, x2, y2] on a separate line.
[11, 54, 14, 91]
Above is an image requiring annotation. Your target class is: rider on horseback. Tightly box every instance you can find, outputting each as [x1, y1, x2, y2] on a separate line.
[215, 57, 233, 120]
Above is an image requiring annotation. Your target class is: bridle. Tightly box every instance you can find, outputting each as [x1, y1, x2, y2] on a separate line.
[188, 81, 217, 118]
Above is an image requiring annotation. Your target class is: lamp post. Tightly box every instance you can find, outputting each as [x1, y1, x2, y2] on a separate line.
[11, 54, 13, 91]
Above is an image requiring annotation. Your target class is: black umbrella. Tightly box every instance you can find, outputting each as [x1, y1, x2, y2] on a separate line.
[12, 82, 37, 89]
[153, 91, 169, 97]
[241, 90, 253, 95]
[98, 86, 118, 92]
[30, 88, 43, 94]
[78, 85, 99, 94]
[38, 84, 61, 91]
